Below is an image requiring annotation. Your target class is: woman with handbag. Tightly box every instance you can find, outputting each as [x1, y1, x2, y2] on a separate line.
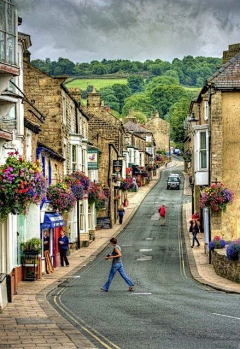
[191, 219, 200, 248]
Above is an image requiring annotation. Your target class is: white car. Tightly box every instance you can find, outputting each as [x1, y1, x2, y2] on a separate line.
[169, 173, 181, 183]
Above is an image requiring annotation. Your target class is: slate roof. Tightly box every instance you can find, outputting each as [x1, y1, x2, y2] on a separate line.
[207, 52, 240, 89]
[124, 121, 151, 134]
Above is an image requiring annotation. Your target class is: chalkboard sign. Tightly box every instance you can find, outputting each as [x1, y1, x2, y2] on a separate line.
[97, 217, 111, 229]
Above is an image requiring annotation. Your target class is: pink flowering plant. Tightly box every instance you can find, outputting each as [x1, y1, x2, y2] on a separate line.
[64, 171, 90, 200]
[88, 182, 106, 207]
[103, 186, 111, 198]
[0, 151, 47, 220]
[46, 182, 76, 213]
[120, 176, 135, 191]
[200, 183, 234, 212]
[208, 236, 226, 251]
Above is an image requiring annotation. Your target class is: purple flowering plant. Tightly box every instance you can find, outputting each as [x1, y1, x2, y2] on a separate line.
[46, 182, 76, 213]
[226, 239, 240, 261]
[64, 171, 90, 200]
[0, 152, 47, 220]
[88, 182, 106, 206]
[208, 236, 226, 251]
[120, 176, 135, 191]
[200, 183, 234, 212]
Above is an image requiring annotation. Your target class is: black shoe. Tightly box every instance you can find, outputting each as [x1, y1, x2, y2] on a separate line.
[197, 244, 200, 247]
[101, 288, 108, 292]
[191, 245, 194, 248]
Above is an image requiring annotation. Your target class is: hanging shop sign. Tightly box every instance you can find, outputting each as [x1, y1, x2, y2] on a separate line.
[113, 160, 122, 174]
[87, 149, 99, 170]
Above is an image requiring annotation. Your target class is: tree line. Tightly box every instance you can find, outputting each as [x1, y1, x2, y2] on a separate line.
[31, 56, 222, 87]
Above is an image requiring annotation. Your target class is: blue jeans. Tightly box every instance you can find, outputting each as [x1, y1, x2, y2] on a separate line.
[103, 262, 134, 291]
[192, 232, 200, 246]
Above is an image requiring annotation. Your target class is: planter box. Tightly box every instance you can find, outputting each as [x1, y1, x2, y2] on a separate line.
[212, 250, 240, 283]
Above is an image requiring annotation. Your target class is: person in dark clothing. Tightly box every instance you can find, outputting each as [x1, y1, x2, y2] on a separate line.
[101, 237, 134, 292]
[58, 231, 69, 267]
[191, 219, 200, 248]
[43, 230, 49, 252]
[118, 205, 125, 224]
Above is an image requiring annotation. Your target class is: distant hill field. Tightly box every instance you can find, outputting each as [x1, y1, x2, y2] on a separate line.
[66, 78, 128, 90]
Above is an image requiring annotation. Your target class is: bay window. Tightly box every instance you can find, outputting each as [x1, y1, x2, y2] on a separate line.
[0, 0, 17, 65]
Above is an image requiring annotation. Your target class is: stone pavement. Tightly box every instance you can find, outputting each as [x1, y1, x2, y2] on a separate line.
[1, 162, 239, 349]
[183, 172, 240, 294]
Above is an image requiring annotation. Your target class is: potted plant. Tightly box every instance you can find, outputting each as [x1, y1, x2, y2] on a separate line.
[21, 237, 42, 255]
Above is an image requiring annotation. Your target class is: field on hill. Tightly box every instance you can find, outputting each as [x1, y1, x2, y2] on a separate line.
[66, 78, 127, 90]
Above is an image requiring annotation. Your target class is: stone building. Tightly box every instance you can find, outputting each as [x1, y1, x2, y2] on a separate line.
[22, 43, 93, 249]
[123, 112, 156, 167]
[83, 90, 126, 227]
[184, 44, 240, 242]
[145, 111, 170, 153]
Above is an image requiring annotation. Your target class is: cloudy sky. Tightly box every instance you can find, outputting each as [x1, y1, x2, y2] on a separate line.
[16, 0, 240, 63]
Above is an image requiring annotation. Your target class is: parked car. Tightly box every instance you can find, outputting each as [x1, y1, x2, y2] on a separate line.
[167, 176, 180, 190]
[169, 173, 181, 183]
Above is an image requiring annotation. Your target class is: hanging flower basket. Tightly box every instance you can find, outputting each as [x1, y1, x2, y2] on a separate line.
[103, 186, 111, 198]
[208, 236, 226, 251]
[88, 182, 106, 206]
[47, 182, 76, 213]
[120, 176, 135, 191]
[0, 152, 47, 220]
[64, 171, 90, 200]
[200, 183, 234, 212]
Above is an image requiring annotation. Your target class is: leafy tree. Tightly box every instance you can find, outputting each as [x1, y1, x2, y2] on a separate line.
[99, 87, 120, 112]
[166, 97, 192, 143]
[111, 84, 131, 114]
[127, 75, 144, 94]
[133, 111, 147, 124]
[149, 84, 187, 117]
[149, 64, 162, 76]
[81, 85, 94, 99]
[145, 76, 179, 93]
[122, 93, 154, 117]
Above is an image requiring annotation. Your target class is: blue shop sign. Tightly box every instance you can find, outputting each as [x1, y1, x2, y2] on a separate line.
[41, 213, 65, 230]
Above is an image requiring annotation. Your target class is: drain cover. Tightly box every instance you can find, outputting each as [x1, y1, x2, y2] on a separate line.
[16, 318, 53, 325]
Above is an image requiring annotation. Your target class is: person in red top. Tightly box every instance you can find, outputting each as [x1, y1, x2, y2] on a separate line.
[159, 204, 166, 226]
[192, 211, 200, 221]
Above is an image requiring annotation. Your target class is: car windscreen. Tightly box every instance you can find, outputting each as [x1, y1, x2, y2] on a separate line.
[168, 177, 179, 182]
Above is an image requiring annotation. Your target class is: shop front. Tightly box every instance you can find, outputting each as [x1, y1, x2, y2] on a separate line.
[40, 212, 65, 269]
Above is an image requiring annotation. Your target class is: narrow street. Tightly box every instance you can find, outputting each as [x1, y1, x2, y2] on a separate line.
[49, 165, 240, 349]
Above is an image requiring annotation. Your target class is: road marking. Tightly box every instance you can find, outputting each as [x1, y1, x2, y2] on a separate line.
[122, 245, 133, 247]
[140, 249, 152, 252]
[146, 237, 153, 240]
[212, 313, 240, 320]
[54, 294, 123, 349]
[151, 213, 160, 220]
[137, 256, 152, 261]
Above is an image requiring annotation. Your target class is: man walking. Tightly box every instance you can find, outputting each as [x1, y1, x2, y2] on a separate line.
[159, 204, 166, 226]
[101, 237, 134, 292]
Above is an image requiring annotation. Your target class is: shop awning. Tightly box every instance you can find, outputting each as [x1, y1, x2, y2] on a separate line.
[41, 213, 65, 230]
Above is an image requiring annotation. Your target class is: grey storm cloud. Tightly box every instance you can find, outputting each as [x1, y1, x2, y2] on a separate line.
[15, 0, 240, 62]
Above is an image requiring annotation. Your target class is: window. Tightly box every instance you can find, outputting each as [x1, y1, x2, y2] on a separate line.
[0, 0, 16, 65]
[146, 147, 153, 155]
[146, 135, 152, 142]
[71, 145, 77, 172]
[26, 130, 32, 161]
[204, 101, 209, 121]
[70, 105, 74, 132]
[199, 131, 207, 169]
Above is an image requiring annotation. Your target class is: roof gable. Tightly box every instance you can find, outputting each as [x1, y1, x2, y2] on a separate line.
[207, 53, 240, 88]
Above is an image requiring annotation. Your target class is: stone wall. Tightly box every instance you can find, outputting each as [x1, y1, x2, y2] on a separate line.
[212, 249, 240, 283]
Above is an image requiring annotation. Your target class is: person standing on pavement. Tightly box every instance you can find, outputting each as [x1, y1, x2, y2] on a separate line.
[159, 204, 166, 226]
[118, 205, 125, 224]
[191, 219, 200, 248]
[58, 231, 69, 267]
[101, 237, 134, 292]
[192, 210, 200, 221]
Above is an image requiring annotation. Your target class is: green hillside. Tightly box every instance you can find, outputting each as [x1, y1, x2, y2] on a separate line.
[66, 78, 127, 90]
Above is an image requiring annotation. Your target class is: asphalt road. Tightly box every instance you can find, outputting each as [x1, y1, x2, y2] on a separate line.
[49, 164, 240, 349]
